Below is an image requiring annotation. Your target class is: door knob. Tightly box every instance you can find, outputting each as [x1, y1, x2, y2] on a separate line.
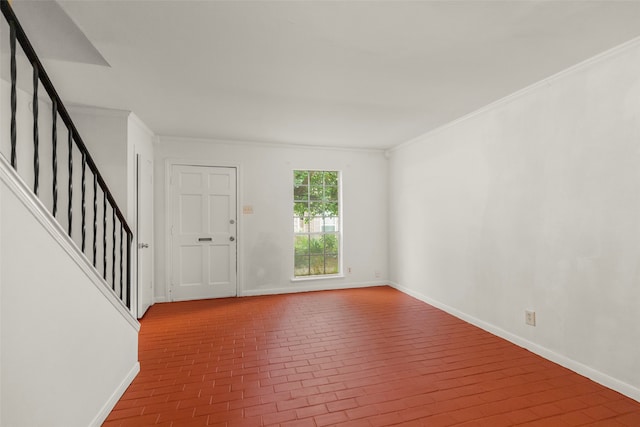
[229, 236, 235, 241]
[138, 243, 149, 249]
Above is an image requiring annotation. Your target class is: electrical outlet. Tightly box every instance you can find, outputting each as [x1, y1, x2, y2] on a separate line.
[375, 271, 381, 278]
[525, 310, 536, 326]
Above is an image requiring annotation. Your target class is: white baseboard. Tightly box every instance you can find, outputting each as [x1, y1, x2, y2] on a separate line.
[153, 281, 385, 302]
[388, 281, 640, 403]
[240, 280, 385, 297]
[90, 362, 140, 427]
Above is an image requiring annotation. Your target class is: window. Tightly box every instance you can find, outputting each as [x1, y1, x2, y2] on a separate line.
[293, 170, 340, 277]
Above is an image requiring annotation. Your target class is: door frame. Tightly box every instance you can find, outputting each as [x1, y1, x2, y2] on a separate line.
[136, 153, 154, 317]
[164, 159, 242, 302]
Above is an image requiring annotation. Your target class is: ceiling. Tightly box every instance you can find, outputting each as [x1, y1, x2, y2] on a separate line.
[12, 1, 640, 150]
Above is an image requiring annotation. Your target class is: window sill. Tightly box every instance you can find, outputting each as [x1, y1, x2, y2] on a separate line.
[290, 274, 345, 282]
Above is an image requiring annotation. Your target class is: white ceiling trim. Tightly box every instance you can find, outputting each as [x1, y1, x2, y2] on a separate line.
[157, 134, 386, 154]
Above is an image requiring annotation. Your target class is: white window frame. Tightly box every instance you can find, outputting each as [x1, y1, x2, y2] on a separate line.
[291, 170, 343, 281]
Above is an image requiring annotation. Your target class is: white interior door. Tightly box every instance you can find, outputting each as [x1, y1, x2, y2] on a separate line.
[137, 154, 153, 317]
[170, 165, 237, 301]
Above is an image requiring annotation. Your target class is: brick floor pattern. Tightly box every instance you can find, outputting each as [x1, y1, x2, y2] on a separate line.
[103, 286, 640, 426]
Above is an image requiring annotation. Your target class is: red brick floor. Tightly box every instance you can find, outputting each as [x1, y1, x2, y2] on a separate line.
[103, 286, 640, 426]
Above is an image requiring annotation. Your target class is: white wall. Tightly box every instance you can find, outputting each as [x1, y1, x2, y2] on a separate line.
[389, 39, 640, 400]
[69, 106, 130, 222]
[0, 158, 139, 427]
[154, 138, 388, 300]
[127, 113, 155, 226]
[70, 106, 155, 227]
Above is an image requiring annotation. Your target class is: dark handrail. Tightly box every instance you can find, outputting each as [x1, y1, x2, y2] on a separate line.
[0, 1, 132, 237]
[1, 0, 132, 308]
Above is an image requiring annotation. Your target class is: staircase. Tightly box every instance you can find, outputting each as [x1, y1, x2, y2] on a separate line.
[0, 1, 140, 425]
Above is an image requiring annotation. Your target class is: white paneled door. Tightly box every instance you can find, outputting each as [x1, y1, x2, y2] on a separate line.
[170, 165, 237, 301]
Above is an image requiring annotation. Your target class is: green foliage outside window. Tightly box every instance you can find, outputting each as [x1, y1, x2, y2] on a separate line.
[294, 171, 340, 276]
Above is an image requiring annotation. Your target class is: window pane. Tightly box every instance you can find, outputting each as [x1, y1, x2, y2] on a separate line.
[309, 186, 323, 201]
[309, 201, 324, 216]
[309, 171, 323, 186]
[323, 217, 339, 232]
[293, 217, 309, 233]
[294, 185, 308, 201]
[324, 172, 338, 186]
[294, 235, 309, 255]
[309, 235, 324, 254]
[294, 201, 308, 217]
[294, 171, 309, 185]
[309, 216, 324, 233]
[325, 186, 338, 201]
[324, 234, 339, 254]
[295, 255, 310, 276]
[310, 255, 325, 275]
[325, 255, 339, 274]
[324, 202, 338, 217]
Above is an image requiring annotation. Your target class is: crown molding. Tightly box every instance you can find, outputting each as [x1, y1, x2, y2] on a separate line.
[389, 35, 640, 154]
